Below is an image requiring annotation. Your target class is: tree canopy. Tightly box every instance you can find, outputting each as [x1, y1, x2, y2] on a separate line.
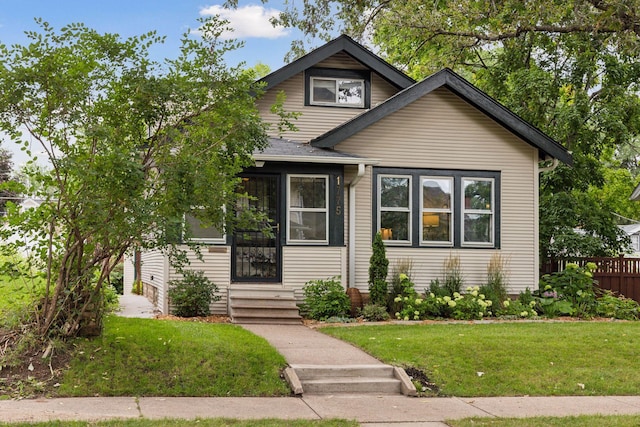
[258, 0, 640, 257]
[0, 17, 269, 338]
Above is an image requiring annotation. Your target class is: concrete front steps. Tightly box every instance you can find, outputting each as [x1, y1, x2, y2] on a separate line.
[284, 364, 417, 396]
[229, 286, 302, 325]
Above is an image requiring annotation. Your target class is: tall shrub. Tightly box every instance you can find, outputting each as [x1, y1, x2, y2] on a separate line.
[168, 270, 220, 317]
[368, 232, 389, 306]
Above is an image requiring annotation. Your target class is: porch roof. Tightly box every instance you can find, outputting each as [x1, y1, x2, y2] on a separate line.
[253, 137, 378, 165]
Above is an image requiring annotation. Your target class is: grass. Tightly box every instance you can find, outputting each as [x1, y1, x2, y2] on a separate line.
[0, 419, 358, 427]
[319, 322, 640, 397]
[0, 271, 44, 328]
[58, 316, 291, 397]
[450, 415, 640, 426]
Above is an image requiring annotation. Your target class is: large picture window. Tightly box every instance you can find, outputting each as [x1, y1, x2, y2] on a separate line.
[374, 168, 499, 248]
[378, 175, 411, 243]
[288, 175, 329, 244]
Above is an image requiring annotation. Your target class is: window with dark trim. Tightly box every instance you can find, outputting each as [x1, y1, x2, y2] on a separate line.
[287, 175, 329, 244]
[184, 209, 226, 244]
[373, 168, 500, 248]
[305, 68, 371, 109]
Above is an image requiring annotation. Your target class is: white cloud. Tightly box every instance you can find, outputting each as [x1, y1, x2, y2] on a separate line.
[199, 4, 289, 39]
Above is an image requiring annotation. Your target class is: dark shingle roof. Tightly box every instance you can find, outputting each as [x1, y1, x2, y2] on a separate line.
[254, 137, 376, 165]
[310, 68, 572, 165]
[258, 35, 415, 91]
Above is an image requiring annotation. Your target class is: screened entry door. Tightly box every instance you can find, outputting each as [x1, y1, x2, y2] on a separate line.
[232, 175, 280, 282]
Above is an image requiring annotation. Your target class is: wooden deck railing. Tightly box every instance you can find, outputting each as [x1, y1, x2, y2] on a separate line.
[541, 255, 640, 303]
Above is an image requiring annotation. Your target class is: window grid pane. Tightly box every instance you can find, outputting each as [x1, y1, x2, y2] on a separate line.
[462, 178, 494, 245]
[379, 175, 411, 242]
[311, 77, 364, 107]
[421, 177, 453, 244]
[288, 175, 328, 243]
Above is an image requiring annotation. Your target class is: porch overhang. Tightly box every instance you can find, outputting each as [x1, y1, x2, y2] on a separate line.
[253, 137, 379, 166]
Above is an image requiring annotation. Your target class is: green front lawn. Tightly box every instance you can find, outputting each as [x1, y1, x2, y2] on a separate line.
[320, 321, 640, 397]
[451, 415, 640, 427]
[59, 316, 291, 397]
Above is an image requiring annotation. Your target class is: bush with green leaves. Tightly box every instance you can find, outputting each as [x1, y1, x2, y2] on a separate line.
[595, 290, 640, 320]
[394, 286, 492, 321]
[537, 262, 598, 317]
[168, 270, 220, 317]
[359, 303, 390, 321]
[109, 263, 124, 295]
[302, 276, 350, 321]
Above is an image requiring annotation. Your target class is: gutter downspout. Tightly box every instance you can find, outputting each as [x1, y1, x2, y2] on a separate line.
[348, 163, 366, 288]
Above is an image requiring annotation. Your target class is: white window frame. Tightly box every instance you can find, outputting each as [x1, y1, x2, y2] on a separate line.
[420, 176, 454, 247]
[378, 174, 412, 245]
[184, 206, 226, 245]
[461, 177, 495, 247]
[310, 77, 365, 108]
[287, 174, 329, 245]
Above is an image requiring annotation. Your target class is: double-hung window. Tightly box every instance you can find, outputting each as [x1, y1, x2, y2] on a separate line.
[374, 168, 499, 248]
[288, 175, 329, 244]
[421, 177, 453, 246]
[462, 178, 494, 246]
[378, 175, 411, 243]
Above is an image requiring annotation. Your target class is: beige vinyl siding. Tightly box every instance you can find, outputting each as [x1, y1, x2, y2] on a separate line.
[139, 250, 168, 313]
[168, 246, 231, 315]
[316, 52, 368, 70]
[123, 255, 135, 295]
[257, 66, 401, 142]
[339, 88, 539, 294]
[282, 246, 346, 301]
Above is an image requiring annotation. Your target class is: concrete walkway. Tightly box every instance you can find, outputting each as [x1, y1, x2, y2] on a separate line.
[3, 294, 639, 425]
[3, 395, 640, 425]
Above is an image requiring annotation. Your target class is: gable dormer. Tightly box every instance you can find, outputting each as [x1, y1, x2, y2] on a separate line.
[256, 35, 414, 142]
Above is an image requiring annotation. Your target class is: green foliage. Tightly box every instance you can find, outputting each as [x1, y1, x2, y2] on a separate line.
[482, 253, 509, 305]
[537, 262, 599, 317]
[595, 290, 640, 320]
[368, 232, 389, 306]
[109, 263, 124, 295]
[0, 17, 268, 338]
[387, 258, 414, 311]
[441, 253, 464, 295]
[168, 270, 220, 318]
[302, 276, 350, 321]
[132, 280, 143, 295]
[394, 286, 492, 321]
[359, 304, 390, 321]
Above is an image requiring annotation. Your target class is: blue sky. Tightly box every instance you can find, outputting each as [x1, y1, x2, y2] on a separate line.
[0, 0, 311, 166]
[0, 0, 301, 70]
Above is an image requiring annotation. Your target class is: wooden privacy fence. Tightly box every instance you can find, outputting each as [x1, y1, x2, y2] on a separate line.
[541, 255, 640, 303]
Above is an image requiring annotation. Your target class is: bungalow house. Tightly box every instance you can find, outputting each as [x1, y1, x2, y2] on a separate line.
[123, 35, 572, 322]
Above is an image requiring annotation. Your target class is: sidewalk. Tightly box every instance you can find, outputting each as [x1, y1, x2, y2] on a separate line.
[2, 395, 640, 425]
[2, 294, 639, 425]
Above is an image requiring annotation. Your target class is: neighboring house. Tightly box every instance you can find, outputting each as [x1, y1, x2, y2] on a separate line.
[124, 35, 572, 319]
[619, 224, 640, 256]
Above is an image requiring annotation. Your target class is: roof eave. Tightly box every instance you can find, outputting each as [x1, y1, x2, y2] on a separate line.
[259, 35, 415, 91]
[311, 69, 573, 166]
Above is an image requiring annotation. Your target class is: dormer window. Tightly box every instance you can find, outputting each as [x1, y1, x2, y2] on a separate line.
[305, 68, 370, 109]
